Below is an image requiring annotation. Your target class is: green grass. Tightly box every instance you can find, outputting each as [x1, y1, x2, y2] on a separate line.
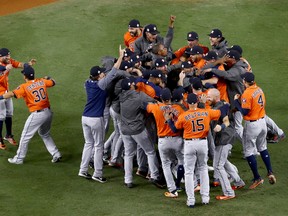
[0, 0, 287, 215]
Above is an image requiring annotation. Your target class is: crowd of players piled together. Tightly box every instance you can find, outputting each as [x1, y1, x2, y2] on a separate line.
[0, 15, 285, 208]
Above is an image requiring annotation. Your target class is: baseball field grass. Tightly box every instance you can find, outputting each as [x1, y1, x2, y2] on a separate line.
[0, 0, 287, 215]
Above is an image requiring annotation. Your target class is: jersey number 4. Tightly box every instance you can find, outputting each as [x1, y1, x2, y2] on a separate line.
[32, 88, 47, 102]
[191, 119, 204, 132]
[258, 95, 264, 107]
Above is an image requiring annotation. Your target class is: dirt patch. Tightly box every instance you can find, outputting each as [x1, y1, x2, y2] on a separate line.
[0, 0, 57, 16]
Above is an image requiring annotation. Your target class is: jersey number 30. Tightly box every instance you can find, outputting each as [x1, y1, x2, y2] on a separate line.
[191, 119, 204, 132]
[32, 88, 46, 102]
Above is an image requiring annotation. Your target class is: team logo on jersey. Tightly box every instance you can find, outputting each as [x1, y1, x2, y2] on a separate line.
[242, 98, 247, 103]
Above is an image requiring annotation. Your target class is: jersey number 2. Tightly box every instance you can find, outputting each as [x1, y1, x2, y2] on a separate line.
[191, 119, 204, 132]
[32, 88, 46, 102]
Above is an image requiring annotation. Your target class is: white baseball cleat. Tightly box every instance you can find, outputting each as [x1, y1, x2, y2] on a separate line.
[8, 157, 23, 164]
[51, 155, 62, 163]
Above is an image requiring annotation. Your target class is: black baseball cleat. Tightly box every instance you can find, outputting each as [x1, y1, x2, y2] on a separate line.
[125, 183, 134, 188]
[78, 172, 92, 179]
[150, 178, 166, 189]
[92, 176, 107, 183]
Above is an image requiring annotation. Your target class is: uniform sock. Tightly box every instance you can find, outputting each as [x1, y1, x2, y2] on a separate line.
[0, 120, 3, 139]
[5, 117, 12, 136]
[246, 155, 261, 180]
[260, 149, 273, 174]
[175, 165, 184, 187]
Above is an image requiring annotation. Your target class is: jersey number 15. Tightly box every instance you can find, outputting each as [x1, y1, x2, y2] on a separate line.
[191, 119, 204, 132]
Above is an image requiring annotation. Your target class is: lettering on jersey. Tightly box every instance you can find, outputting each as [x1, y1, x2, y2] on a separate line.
[160, 105, 180, 122]
[252, 88, 263, 98]
[26, 81, 45, 91]
[184, 111, 208, 121]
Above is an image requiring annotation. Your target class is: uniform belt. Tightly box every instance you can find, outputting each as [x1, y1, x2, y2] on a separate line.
[185, 137, 206, 141]
[248, 117, 264, 122]
[159, 135, 179, 138]
[36, 107, 50, 113]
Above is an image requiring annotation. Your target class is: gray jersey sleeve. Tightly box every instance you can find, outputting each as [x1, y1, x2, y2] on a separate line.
[98, 67, 119, 90]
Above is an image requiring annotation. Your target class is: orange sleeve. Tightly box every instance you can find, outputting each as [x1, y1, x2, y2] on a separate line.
[10, 59, 21, 68]
[209, 109, 221, 121]
[174, 46, 188, 58]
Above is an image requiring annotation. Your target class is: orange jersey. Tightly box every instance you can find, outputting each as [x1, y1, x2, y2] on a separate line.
[146, 103, 185, 137]
[171, 44, 209, 65]
[193, 58, 206, 70]
[0, 69, 10, 94]
[13, 78, 55, 112]
[241, 84, 266, 121]
[136, 82, 161, 99]
[124, 31, 142, 52]
[175, 108, 220, 139]
[215, 64, 229, 102]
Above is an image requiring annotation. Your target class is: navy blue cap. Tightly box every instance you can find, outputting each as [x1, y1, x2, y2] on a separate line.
[155, 58, 167, 67]
[241, 72, 255, 83]
[187, 31, 199, 41]
[90, 66, 106, 76]
[121, 78, 134, 90]
[172, 88, 184, 102]
[0, 65, 7, 71]
[189, 77, 202, 90]
[187, 93, 198, 104]
[203, 51, 218, 61]
[120, 61, 133, 70]
[150, 69, 163, 78]
[0, 48, 10, 57]
[227, 50, 240, 61]
[21, 66, 35, 78]
[145, 24, 160, 35]
[130, 54, 141, 63]
[186, 46, 203, 55]
[228, 45, 243, 56]
[142, 70, 151, 79]
[124, 48, 134, 57]
[181, 61, 193, 69]
[129, 19, 141, 28]
[208, 29, 222, 38]
[160, 88, 172, 101]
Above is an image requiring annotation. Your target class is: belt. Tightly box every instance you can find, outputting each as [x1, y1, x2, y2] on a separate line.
[248, 117, 264, 122]
[159, 135, 179, 138]
[185, 137, 206, 141]
[36, 107, 50, 113]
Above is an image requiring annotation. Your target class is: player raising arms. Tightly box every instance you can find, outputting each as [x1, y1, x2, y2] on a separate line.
[0, 66, 61, 164]
[234, 72, 276, 189]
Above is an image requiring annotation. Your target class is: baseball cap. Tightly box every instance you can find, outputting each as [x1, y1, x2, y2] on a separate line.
[187, 93, 198, 104]
[142, 70, 151, 79]
[228, 45, 243, 56]
[189, 77, 202, 90]
[0, 48, 10, 57]
[120, 61, 133, 70]
[0, 65, 7, 71]
[203, 51, 218, 61]
[187, 31, 199, 41]
[121, 77, 134, 90]
[130, 54, 141, 64]
[150, 69, 163, 78]
[128, 19, 141, 28]
[172, 88, 184, 102]
[208, 29, 222, 38]
[181, 61, 193, 69]
[227, 50, 240, 61]
[21, 66, 35, 78]
[90, 66, 106, 76]
[155, 58, 167, 67]
[145, 24, 160, 35]
[160, 88, 172, 101]
[241, 72, 255, 83]
[124, 48, 134, 58]
[186, 46, 204, 55]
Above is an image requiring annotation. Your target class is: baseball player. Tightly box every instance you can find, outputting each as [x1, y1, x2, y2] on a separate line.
[234, 72, 276, 189]
[78, 45, 124, 182]
[124, 19, 143, 51]
[0, 66, 61, 164]
[208, 29, 228, 58]
[146, 88, 185, 198]
[207, 88, 245, 200]
[0, 48, 36, 149]
[165, 93, 229, 208]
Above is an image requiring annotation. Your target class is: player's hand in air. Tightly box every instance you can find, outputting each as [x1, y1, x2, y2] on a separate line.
[28, 59, 37, 66]
[213, 124, 222, 132]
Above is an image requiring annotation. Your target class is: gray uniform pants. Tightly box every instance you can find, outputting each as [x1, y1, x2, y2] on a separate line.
[0, 97, 13, 120]
[13, 108, 60, 161]
[80, 116, 105, 178]
[265, 115, 284, 136]
[184, 139, 210, 206]
[122, 128, 159, 184]
[158, 136, 184, 192]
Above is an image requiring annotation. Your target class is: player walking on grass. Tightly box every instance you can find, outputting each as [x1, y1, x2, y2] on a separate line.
[0, 48, 36, 149]
[78, 45, 124, 183]
[0, 66, 61, 164]
[165, 93, 229, 208]
[234, 72, 276, 189]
